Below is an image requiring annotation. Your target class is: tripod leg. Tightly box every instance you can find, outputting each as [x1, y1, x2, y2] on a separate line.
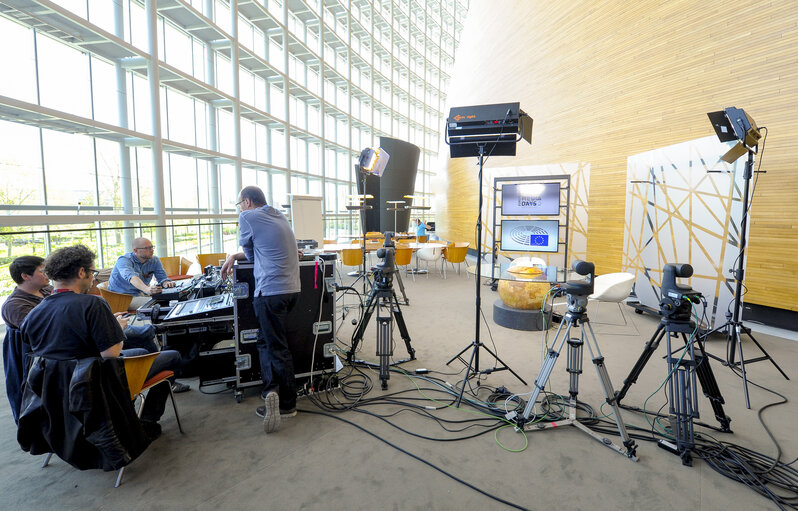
[394, 270, 409, 305]
[347, 293, 378, 363]
[691, 334, 732, 431]
[582, 321, 637, 458]
[735, 324, 752, 409]
[376, 298, 393, 390]
[446, 342, 473, 367]
[520, 320, 575, 421]
[566, 336, 583, 400]
[740, 326, 790, 380]
[390, 292, 415, 360]
[616, 324, 667, 404]
[477, 344, 529, 386]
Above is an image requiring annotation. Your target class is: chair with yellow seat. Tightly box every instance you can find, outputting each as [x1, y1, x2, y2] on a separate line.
[417, 235, 429, 243]
[96, 282, 135, 313]
[444, 243, 470, 276]
[40, 353, 183, 488]
[394, 247, 414, 282]
[159, 256, 194, 281]
[341, 247, 364, 277]
[114, 353, 184, 487]
[196, 252, 227, 269]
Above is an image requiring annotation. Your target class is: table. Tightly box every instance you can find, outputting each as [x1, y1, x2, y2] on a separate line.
[386, 200, 406, 232]
[467, 263, 567, 284]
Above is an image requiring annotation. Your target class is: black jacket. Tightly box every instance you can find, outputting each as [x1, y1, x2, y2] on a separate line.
[17, 356, 150, 471]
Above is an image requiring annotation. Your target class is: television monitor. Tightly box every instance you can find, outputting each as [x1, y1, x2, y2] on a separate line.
[500, 219, 560, 253]
[501, 182, 561, 216]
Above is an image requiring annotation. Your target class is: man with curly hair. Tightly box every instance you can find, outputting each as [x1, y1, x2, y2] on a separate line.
[20, 245, 181, 439]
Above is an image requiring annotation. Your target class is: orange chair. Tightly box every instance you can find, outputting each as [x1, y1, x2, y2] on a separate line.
[41, 353, 184, 488]
[444, 243, 470, 276]
[341, 247, 364, 277]
[417, 235, 428, 243]
[114, 353, 183, 487]
[394, 247, 414, 282]
[196, 253, 227, 269]
[96, 282, 135, 313]
[159, 256, 193, 281]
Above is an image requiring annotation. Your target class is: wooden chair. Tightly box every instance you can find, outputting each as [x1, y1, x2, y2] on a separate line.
[196, 253, 227, 269]
[159, 256, 193, 281]
[96, 282, 135, 313]
[115, 353, 184, 487]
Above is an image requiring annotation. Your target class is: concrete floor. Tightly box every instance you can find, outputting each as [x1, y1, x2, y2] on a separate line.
[1, 269, 796, 510]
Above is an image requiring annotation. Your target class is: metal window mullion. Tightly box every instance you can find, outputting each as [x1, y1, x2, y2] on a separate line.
[145, 0, 168, 257]
[113, 0, 136, 250]
[283, 1, 291, 195]
[231, 0, 243, 196]
[204, 0, 222, 252]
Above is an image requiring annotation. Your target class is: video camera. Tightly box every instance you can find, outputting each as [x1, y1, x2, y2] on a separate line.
[660, 263, 702, 322]
[373, 232, 397, 288]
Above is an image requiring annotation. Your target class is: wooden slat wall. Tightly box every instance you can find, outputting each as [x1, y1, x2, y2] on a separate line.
[436, 0, 798, 310]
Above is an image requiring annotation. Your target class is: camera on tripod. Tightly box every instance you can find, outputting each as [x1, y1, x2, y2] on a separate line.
[659, 263, 702, 322]
[372, 232, 397, 288]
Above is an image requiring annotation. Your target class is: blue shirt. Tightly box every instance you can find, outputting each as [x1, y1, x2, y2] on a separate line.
[108, 252, 170, 295]
[416, 222, 426, 237]
[239, 205, 300, 297]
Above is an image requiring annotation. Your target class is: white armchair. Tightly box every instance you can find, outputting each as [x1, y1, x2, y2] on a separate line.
[588, 272, 635, 324]
[416, 245, 445, 278]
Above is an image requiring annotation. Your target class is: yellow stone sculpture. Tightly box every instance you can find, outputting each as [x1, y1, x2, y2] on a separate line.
[497, 279, 550, 310]
[498, 265, 549, 310]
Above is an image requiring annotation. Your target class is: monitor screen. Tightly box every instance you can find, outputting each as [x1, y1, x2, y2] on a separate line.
[500, 219, 560, 253]
[501, 182, 561, 216]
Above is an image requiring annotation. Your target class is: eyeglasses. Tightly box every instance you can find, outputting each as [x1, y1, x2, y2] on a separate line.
[86, 268, 100, 278]
[135, 246, 155, 251]
[235, 199, 246, 207]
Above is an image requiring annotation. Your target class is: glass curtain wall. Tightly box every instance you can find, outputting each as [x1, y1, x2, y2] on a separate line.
[0, 0, 467, 298]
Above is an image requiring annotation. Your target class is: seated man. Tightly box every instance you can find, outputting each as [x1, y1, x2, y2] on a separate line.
[2, 255, 189, 395]
[108, 237, 175, 310]
[1, 256, 51, 424]
[20, 245, 183, 439]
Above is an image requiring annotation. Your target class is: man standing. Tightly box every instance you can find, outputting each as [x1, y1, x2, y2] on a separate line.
[221, 185, 300, 433]
[108, 237, 175, 309]
[21, 245, 181, 439]
[2, 256, 51, 423]
[415, 218, 430, 238]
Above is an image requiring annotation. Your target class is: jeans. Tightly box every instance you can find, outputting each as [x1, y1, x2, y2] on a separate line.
[120, 348, 181, 422]
[253, 293, 299, 410]
[123, 324, 158, 353]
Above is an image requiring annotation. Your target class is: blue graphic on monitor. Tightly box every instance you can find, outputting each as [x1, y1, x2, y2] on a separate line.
[529, 234, 549, 246]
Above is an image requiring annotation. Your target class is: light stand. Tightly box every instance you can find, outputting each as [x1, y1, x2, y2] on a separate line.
[704, 108, 788, 408]
[443, 102, 533, 406]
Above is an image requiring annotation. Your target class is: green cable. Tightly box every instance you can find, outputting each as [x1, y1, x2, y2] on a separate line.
[641, 301, 700, 436]
[396, 366, 530, 453]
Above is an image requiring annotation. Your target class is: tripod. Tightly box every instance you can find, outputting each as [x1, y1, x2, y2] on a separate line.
[446, 144, 527, 406]
[516, 288, 637, 461]
[617, 313, 731, 466]
[347, 269, 415, 389]
[702, 148, 788, 408]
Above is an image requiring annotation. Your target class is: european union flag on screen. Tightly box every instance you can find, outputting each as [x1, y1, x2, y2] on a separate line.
[529, 234, 549, 247]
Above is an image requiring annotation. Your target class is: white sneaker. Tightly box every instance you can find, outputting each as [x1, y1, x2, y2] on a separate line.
[262, 391, 281, 433]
